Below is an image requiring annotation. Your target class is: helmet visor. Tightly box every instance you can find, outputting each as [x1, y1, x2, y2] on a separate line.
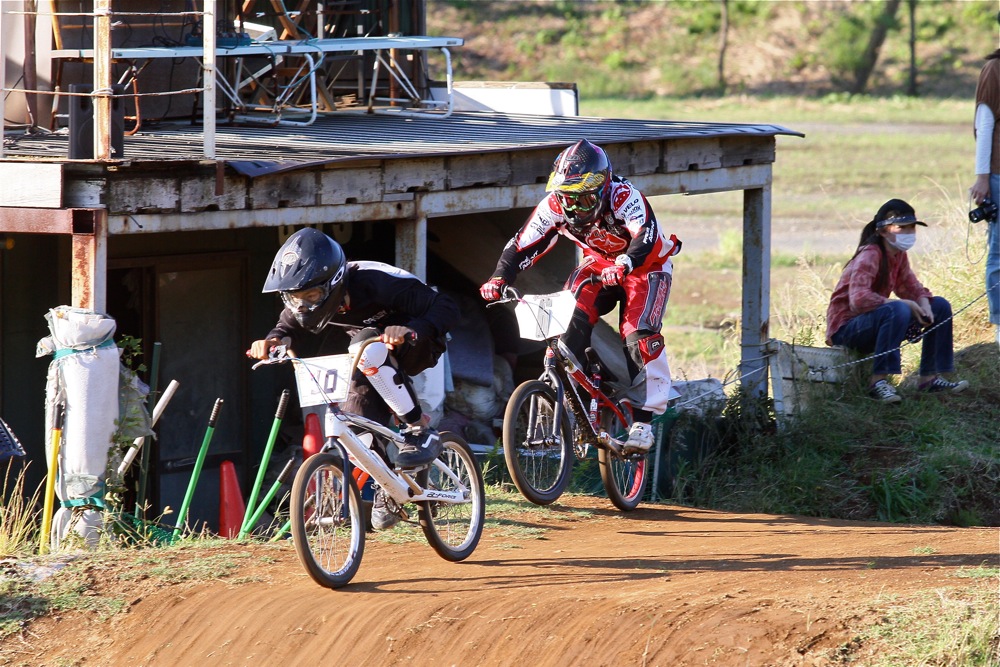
[556, 191, 600, 214]
[281, 284, 330, 313]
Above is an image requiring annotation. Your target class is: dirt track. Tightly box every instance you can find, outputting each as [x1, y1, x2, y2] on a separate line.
[4, 494, 996, 667]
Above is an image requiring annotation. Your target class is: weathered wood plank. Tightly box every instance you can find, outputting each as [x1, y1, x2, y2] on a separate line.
[0, 163, 63, 208]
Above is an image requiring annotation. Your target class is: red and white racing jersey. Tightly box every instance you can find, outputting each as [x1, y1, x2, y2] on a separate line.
[491, 176, 679, 283]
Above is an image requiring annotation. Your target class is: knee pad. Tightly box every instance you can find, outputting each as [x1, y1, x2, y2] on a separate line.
[349, 336, 419, 421]
[625, 331, 665, 365]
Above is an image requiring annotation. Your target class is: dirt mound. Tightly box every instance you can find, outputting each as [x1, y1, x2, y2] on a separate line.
[3, 494, 995, 666]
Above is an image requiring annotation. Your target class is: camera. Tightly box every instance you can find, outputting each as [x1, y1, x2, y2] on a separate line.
[969, 198, 998, 224]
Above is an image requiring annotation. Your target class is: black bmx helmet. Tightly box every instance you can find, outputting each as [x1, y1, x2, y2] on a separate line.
[263, 227, 347, 333]
[545, 139, 613, 228]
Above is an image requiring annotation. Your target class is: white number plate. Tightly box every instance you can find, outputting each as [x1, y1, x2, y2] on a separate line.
[294, 354, 353, 407]
[514, 290, 578, 341]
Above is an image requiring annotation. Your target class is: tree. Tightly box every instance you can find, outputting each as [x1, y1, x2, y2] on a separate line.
[717, 0, 729, 93]
[851, 0, 903, 94]
[906, 0, 917, 96]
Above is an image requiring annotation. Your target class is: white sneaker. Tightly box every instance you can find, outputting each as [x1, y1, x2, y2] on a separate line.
[623, 422, 654, 454]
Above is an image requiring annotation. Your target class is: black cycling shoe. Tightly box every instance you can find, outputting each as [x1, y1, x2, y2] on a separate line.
[370, 488, 402, 531]
[395, 426, 443, 468]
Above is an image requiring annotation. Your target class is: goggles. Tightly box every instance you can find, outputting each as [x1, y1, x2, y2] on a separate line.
[555, 191, 599, 213]
[281, 284, 330, 312]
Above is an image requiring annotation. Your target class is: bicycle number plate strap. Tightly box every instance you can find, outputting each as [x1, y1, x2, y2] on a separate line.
[294, 354, 353, 407]
[514, 290, 578, 341]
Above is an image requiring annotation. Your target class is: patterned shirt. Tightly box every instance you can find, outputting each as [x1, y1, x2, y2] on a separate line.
[825, 244, 932, 345]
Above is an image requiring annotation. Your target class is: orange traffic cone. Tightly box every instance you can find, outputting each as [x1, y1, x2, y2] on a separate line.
[218, 460, 245, 538]
[302, 411, 323, 459]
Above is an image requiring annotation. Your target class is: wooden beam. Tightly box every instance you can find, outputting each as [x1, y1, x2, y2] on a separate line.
[0, 207, 95, 234]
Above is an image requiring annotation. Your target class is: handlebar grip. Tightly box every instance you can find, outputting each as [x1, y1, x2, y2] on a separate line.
[208, 398, 224, 427]
[275, 389, 290, 420]
[277, 458, 295, 485]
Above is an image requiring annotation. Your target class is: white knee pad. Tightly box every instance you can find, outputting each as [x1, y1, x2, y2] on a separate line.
[350, 339, 417, 418]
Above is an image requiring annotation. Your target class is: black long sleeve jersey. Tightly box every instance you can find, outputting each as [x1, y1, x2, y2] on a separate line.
[266, 260, 459, 357]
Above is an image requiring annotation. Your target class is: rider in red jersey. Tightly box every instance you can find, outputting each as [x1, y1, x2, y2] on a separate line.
[479, 139, 680, 453]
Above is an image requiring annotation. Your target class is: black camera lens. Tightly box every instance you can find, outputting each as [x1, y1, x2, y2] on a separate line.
[969, 198, 999, 224]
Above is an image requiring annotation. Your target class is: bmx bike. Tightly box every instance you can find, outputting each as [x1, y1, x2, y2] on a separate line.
[253, 337, 485, 589]
[490, 279, 650, 511]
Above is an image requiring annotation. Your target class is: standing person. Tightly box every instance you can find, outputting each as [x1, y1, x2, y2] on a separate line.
[479, 139, 681, 453]
[826, 199, 969, 403]
[969, 49, 1000, 350]
[247, 227, 459, 529]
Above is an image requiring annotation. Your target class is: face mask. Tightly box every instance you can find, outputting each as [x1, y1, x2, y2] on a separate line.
[887, 231, 916, 252]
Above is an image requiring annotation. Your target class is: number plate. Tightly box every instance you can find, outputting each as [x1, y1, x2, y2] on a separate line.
[294, 354, 353, 407]
[514, 290, 578, 341]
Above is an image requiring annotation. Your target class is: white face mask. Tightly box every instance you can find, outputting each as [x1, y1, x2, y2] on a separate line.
[887, 231, 916, 252]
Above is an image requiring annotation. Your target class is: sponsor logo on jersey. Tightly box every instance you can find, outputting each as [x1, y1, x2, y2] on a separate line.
[584, 227, 628, 255]
[612, 183, 633, 210]
[364, 310, 390, 326]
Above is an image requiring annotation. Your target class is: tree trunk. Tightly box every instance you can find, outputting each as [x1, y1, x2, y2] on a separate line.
[907, 0, 917, 96]
[717, 0, 729, 93]
[851, 0, 903, 94]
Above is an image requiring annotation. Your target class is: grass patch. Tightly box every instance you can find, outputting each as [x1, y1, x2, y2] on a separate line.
[845, 585, 1000, 666]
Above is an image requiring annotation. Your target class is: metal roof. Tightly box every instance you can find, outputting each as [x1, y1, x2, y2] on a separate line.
[2, 110, 802, 169]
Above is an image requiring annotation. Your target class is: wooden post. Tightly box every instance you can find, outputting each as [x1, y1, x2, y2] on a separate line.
[23, 1, 39, 129]
[203, 0, 216, 159]
[739, 185, 771, 399]
[0, 1, 6, 159]
[93, 0, 112, 160]
[395, 214, 426, 281]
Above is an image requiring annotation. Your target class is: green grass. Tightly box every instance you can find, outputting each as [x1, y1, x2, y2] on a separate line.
[852, 584, 1000, 666]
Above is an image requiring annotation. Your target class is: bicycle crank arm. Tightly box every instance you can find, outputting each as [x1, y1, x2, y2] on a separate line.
[596, 431, 624, 456]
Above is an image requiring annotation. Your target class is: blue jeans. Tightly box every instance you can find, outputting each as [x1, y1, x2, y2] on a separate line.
[986, 174, 999, 324]
[830, 297, 955, 376]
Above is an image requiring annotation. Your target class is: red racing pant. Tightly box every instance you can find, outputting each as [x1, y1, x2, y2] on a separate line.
[562, 254, 674, 415]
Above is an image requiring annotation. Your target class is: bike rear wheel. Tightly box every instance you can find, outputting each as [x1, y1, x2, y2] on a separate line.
[502, 380, 573, 505]
[290, 452, 365, 588]
[417, 432, 485, 562]
[598, 402, 648, 511]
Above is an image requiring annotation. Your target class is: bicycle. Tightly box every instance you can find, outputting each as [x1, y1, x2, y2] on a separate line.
[490, 278, 651, 511]
[252, 337, 485, 589]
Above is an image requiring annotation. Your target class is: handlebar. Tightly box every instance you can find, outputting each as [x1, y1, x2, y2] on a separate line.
[251, 336, 384, 380]
[488, 275, 601, 307]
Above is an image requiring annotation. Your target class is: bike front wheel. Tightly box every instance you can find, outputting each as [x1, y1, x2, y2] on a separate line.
[290, 452, 365, 589]
[417, 432, 485, 562]
[502, 380, 573, 505]
[598, 402, 649, 511]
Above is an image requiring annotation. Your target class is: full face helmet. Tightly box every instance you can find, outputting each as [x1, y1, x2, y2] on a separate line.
[545, 139, 612, 228]
[263, 228, 347, 333]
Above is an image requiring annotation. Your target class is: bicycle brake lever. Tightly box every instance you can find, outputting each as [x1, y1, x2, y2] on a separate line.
[251, 344, 290, 370]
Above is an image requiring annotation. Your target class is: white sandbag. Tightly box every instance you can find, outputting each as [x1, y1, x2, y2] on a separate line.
[37, 306, 120, 549]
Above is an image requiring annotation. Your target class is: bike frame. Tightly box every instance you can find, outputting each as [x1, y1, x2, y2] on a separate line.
[323, 406, 468, 506]
[254, 340, 470, 508]
[542, 341, 632, 457]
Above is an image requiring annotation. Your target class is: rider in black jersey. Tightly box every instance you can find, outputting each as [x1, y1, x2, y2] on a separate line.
[248, 228, 459, 529]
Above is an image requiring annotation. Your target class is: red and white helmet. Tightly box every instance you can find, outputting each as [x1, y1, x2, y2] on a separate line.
[545, 139, 612, 227]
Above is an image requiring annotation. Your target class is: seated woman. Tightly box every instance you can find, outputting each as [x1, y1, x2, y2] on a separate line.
[825, 199, 969, 403]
